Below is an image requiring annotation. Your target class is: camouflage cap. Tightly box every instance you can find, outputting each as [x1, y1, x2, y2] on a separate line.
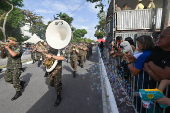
[72, 42, 76, 45]
[8, 37, 17, 41]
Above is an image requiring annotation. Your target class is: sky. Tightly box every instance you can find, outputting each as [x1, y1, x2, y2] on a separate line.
[23, 0, 109, 41]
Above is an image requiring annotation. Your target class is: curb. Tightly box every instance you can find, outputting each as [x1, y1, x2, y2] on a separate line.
[98, 47, 119, 113]
[0, 60, 33, 73]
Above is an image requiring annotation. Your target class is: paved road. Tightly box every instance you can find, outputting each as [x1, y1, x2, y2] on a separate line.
[0, 46, 103, 113]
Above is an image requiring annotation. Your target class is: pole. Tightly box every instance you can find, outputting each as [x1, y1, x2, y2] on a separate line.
[161, 0, 170, 32]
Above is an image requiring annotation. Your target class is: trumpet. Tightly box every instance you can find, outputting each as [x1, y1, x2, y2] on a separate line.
[72, 46, 76, 50]
[0, 42, 21, 46]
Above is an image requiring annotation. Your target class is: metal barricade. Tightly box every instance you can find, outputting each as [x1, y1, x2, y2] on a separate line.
[107, 56, 170, 113]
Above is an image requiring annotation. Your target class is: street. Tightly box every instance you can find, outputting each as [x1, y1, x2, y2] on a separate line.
[0, 46, 103, 113]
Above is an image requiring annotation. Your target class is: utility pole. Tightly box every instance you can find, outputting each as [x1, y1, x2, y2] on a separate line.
[161, 0, 170, 32]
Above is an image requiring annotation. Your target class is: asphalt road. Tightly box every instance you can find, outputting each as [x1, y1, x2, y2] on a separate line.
[0, 46, 103, 113]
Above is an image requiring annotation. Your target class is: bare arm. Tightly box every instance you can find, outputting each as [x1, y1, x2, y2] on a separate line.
[148, 61, 170, 80]
[5, 45, 18, 57]
[158, 80, 170, 92]
[144, 63, 161, 82]
[124, 55, 141, 76]
[1, 47, 6, 58]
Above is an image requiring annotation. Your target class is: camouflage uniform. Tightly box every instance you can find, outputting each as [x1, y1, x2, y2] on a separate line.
[36, 49, 42, 66]
[4, 44, 23, 91]
[65, 45, 70, 61]
[89, 44, 93, 56]
[78, 45, 85, 66]
[83, 44, 87, 61]
[31, 46, 36, 61]
[48, 49, 64, 95]
[70, 46, 78, 71]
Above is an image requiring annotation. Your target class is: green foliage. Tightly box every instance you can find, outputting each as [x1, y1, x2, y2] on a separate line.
[56, 12, 73, 25]
[86, 0, 110, 12]
[94, 11, 106, 39]
[94, 30, 105, 39]
[34, 22, 47, 40]
[71, 27, 76, 32]
[73, 29, 87, 40]
[4, 8, 25, 41]
[21, 9, 43, 35]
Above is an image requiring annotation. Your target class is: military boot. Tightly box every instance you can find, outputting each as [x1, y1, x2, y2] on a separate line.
[54, 95, 62, 107]
[44, 71, 49, 77]
[67, 59, 68, 63]
[73, 71, 76, 78]
[20, 81, 26, 89]
[11, 91, 22, 101]
[38, 62, 40, 67]
[81, 65, 83, 68]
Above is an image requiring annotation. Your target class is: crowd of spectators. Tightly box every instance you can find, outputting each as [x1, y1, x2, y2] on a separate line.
[105, 26, 170, 113]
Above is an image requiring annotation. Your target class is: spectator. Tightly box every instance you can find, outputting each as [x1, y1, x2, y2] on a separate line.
[111, 36, 123, 57]
[144, 27, 170, 82]
[108, 41, 115, 53]
[144, 27, 170, 112]
[125, 37, 135, 52]
[135, 0, 144, 10]
[99, 41, 104, 56]
[122, 3, 131, 10]
[147, 0, 155, 9]
[115, 3, 121, 12]
[124, 35, 155, 76]
[156, 79, 170, 106]
[124, 35, 155, 113]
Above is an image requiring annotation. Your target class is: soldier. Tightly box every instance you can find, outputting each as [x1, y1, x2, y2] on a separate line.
[1, 37, 25, 101]
[89, 43, 93, 56]
[86, 43, 90, 59]
[69, 42, 79, 78]
[37, 41, 49, 77]
[44, 46, 64, 107]
[135, 0, 144, 10]
[65, 45, 70, 63]
[36, 43, 42, 67]
[83, 43, 88, 62]
[30, 44, 36, 64]
[78, 42, 87, 68]
[147, 0, 155, 9]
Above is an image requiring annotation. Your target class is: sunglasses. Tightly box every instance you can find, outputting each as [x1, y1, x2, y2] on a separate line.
[7, 40, 10, 42]
[158, 34, 170, 39]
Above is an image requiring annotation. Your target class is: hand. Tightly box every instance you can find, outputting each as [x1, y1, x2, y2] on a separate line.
[38, 50, 44, 52]
[155, 97, 170, 106]
[5, 45, 10, 49]
[123, 54, 129, 62]
[45, 54, 51, 59]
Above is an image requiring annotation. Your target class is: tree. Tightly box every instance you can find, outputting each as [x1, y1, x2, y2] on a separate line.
[21, 9, 43, 35]
[0, 0, 24, 41]
[34, 22, 47, 40]
[94, 11, 106, 39]
[5, 8, 26, 41]
[73, 29, 87, 40]
[94, 30, 105, 39]
[55, 12, 73, 25]
[86, 0, 110, 12]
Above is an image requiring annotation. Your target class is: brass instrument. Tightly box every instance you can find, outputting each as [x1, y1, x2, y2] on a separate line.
[36, 41, 54, 69]
[72, 46, 76, 50]
[45, 20, 71, 72]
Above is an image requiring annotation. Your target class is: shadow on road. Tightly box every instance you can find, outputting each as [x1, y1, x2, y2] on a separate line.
[26, 46, 103, 113]
[20, 73, 33, 93]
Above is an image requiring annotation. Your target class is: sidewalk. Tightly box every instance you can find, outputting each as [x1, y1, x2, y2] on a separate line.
[0, 54, 32, 67]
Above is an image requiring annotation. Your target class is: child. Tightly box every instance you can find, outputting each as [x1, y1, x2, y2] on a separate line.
[156, 80, 170, 106]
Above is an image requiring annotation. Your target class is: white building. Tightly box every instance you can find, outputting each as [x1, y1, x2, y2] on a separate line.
[20, 23, 32, 38]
